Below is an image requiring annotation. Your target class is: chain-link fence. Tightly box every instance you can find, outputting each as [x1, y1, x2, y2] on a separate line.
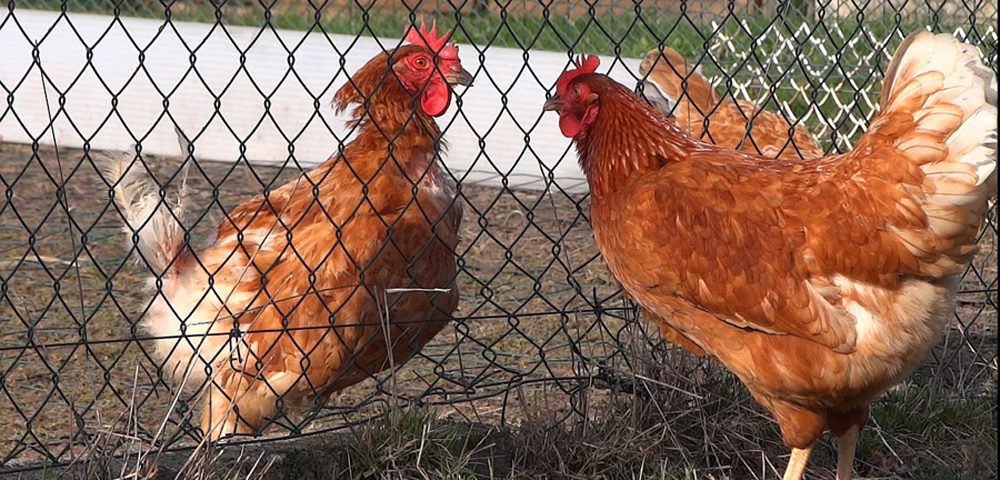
[1, 0, 997, 476]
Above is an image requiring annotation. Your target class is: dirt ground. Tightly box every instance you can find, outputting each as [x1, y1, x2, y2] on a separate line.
[0, 140, 625, 469]
[0, 140, 996, 476]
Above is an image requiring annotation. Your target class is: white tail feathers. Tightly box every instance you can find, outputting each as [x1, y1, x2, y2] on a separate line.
[875, 31, 998, 276]
[98, 148, 186, 276]
[879, 31, 998, 190]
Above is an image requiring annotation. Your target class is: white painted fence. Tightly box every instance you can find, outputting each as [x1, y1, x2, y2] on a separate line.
[1, 10, 643, 193]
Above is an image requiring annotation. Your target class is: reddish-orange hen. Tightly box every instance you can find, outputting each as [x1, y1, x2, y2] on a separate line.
[101, 21, 472, 440]
[638, 46, 825, 160]
[545, 32, 996, 480]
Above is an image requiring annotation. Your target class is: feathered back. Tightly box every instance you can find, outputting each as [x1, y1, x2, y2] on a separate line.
[639, 47, 824, 160]
[639, 47, 718, 115]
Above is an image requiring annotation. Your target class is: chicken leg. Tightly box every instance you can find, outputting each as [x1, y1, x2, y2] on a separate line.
[782, 446, 814, 480]
[836, 425, 860, 480]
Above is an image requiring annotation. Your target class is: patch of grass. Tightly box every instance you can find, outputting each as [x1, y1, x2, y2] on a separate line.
[11, 369, 277, 480]
[266, 398, 699, 480]
[267, 406, 514, 480]
[485, 321, 997, 480]
[509, 336, 790, 480]
[858, 386, 998, 479]
[506, 393, 697, 480]
[11, 320, 997, 479]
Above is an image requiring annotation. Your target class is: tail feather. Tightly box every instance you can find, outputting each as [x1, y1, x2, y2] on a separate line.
[97, 149, 185, 276]
[870, 31, 998, 277]
[949, 106, 998, 187]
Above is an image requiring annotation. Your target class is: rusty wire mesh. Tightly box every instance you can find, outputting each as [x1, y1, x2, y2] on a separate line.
[0, 0, 997, 476]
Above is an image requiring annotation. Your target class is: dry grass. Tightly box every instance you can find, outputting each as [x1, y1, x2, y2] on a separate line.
[503, 326, 998, 479]
[260, 326, 996, 480]
[265, 408, 514, 480]
[0, 140, 996, 479]
[4, 366, 277, 480]
[55, 405, 276, 480]
[37, 328, 988, 480]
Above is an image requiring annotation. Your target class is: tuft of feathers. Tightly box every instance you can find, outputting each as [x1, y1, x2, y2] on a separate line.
[97, 138, 188, 277]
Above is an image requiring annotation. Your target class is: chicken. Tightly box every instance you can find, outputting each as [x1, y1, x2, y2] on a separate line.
[99, 21, 472, 440]
[638, 46, 825, 160]
[544, 32, 996, 480]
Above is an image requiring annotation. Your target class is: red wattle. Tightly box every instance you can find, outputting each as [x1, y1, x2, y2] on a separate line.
[559, 113, 581, 137]
[421, 86, 451, 117]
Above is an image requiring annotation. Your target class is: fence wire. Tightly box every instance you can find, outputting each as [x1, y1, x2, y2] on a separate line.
[0, 0, 997, 475]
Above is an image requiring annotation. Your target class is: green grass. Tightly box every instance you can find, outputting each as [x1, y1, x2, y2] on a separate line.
[858, 387, 998, 479]
[266, 407, 515, 480]
[264, 404, 697, 480]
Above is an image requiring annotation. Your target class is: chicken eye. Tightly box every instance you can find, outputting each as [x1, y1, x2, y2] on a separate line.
[414, 57, 429, 69]
[573, 85, 582, 97]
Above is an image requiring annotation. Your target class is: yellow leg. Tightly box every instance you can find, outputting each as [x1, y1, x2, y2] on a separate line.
[782, 446, 814, 480]
[836, 425, 860, 480]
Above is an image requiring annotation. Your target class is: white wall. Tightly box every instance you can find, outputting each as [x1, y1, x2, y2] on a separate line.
[0, 10, 642, 193]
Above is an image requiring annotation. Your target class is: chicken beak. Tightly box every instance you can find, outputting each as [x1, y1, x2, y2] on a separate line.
[444, 66, 474, 87]
[542, 96, 564, 112]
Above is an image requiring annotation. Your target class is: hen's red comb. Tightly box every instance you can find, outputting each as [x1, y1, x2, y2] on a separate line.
[404, 19, 459, 61]
[556, 55, 600, 94]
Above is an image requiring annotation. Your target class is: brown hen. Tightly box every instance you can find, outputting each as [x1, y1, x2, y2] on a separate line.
[639, 46, 825, 160]
[100, 21, 472, 440]
[545, 32, 996, 479]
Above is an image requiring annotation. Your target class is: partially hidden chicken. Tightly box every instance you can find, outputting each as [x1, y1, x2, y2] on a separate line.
[100, 21, 472, 440]
[639, 46, 825, 160]
[544, 32, 996, 479]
